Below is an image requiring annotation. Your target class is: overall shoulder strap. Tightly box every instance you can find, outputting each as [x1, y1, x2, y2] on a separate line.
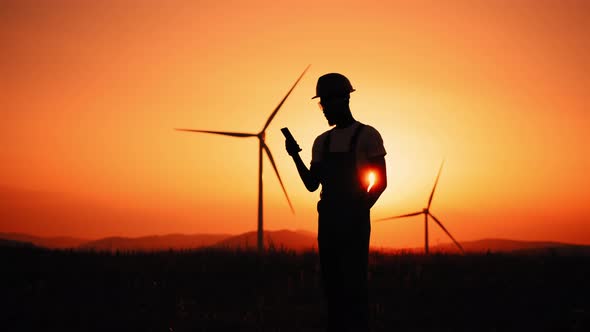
[322, 128, 335, 159]
[349, 123, 365, 151]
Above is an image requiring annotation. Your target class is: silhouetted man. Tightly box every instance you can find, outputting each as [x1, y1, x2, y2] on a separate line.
[285, 73, 387, 332]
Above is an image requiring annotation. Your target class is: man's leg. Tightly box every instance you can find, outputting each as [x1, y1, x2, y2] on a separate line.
[318, 207, 345, 331]
[346, 210, 371, 331]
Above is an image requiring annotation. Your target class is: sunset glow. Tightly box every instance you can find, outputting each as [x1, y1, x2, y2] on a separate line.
[1, 0, 589, 248]
[367, 172, 376, 193]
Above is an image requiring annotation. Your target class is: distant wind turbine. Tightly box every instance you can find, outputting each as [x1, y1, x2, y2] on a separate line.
[376, 160, 464, 254]
[175, 65, 310, 254]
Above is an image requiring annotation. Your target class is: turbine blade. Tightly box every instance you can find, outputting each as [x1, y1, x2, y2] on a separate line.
[374, 211, 423, 222]
[428, 212, 464, 253]
[174, 128, 256, 138]
[261, 64, 311, 132]
[262, 142, 295, 214]
[427, 159, 445, 209]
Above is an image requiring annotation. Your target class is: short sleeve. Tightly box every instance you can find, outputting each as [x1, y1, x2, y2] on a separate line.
[311, 135, 324, 164]
[361, 126, 386, 159]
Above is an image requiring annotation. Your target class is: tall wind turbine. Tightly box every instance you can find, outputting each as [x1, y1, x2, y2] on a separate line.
[376, 160, 464, 254]
[175, 65, 310, 254]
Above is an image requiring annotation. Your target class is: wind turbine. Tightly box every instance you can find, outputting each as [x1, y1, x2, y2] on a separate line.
[175, 65, 310, 254]
[375, 160, 464, 254]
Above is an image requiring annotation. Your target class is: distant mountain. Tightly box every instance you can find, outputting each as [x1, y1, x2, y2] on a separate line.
[3, 231, 589, 255]
[79, 233, 231, 251]
[0, 238, 37, 248]
[0, 232, 88, 249]
[428, 238, 590, 255]
[212, 229, 317, 251]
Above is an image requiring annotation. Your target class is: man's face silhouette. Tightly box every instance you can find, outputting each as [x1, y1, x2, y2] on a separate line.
[319, 96, 349, 126]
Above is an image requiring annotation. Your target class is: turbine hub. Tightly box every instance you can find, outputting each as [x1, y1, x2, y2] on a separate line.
[258, 132, 266, 140]
[423, 208, 428, 213]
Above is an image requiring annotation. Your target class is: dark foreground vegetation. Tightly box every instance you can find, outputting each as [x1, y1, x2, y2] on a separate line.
[1, 247, 589, 332]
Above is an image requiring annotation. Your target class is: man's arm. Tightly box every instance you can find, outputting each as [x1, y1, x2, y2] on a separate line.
[366, 155, 387, 208]
[291, 154, 320, 192]
[286, 140, 320, 192]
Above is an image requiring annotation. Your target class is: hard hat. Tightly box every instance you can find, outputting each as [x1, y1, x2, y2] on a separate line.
[311, 73, 355, 99]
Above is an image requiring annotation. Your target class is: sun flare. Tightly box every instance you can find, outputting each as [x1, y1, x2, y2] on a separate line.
[367, 172, 376, 193]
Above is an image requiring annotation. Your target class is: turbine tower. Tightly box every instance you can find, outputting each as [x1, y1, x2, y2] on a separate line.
[175, 65, 310, 254]
[376, 160, 464, 254]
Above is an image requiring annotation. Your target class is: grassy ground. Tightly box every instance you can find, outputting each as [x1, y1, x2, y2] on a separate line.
[1, 247, 589, 331]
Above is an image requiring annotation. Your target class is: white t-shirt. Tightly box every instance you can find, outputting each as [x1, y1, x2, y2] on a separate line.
[311, 121, 386, 169]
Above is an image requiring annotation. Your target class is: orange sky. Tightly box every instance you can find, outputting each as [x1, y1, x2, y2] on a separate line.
[1, 0, 589, 248]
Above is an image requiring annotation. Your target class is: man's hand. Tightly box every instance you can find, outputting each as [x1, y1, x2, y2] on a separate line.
[285, 139, 302, 156]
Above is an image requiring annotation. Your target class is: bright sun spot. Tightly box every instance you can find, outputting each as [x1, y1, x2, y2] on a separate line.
[367, 172, 376, 192]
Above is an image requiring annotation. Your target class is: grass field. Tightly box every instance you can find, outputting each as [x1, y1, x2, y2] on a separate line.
[2, 247, 588, 331]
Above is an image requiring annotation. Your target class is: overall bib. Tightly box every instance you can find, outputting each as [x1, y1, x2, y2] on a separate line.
[317, 123, 370, 331]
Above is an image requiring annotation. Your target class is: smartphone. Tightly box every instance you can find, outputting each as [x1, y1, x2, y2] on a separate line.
[281, 127, 302, 153]
[281, 127, 296, 142]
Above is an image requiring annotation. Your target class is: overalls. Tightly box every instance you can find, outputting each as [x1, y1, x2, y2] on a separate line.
[317, 123, 370, 332]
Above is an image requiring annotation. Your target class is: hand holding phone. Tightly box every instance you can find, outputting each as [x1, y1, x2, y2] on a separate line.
[281, 127, 302, 155]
